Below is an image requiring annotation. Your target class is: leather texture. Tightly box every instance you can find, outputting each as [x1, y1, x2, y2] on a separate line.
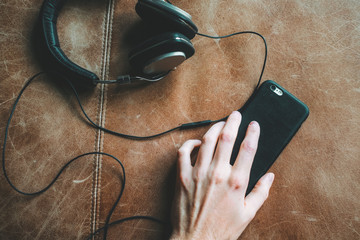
[0, 0, 359, 239]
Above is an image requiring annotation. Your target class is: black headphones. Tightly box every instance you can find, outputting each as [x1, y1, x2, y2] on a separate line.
[5, 2, 268, 238]
[39, 0, 199, 87]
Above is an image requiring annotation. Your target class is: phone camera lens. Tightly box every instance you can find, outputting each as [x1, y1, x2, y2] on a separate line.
[270, 85, 283, 96]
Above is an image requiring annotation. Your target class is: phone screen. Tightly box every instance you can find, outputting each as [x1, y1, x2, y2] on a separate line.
[230, 80, 309, 195]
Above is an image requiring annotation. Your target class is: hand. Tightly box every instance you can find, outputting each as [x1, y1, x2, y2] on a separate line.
[170, 111, 275, 240]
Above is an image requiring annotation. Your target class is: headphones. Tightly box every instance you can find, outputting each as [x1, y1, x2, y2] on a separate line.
[5, 2, 268, 238]
[39, 0, 199, 87]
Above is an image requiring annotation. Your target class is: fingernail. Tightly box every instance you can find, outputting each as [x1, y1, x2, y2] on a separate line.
[250, 121, 259, 127]
[231, 111, 241, 118]
[266, 173, 275, 183]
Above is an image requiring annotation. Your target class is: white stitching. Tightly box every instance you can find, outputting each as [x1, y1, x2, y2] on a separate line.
[90, 0, 115, 238]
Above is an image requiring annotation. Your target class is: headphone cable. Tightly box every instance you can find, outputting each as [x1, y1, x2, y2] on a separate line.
[73, 30, 268, 140]
[2, 29, 267, 239]
[1, 75, 165, 239]
[196, 31, 267, 99]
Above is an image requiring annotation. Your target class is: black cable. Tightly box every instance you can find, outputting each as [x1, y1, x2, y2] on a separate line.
[164, 3, 267, 95]
[2, 28, 268, 240]
[0, 69, 231, 239]
[1, 80, 164, 238]
[71, 30, 268, 139]
[2, 72, 46, 195]
[1, 72, 164, 239]
[196, 31, 267, 98]
[63, 75, 219, 140]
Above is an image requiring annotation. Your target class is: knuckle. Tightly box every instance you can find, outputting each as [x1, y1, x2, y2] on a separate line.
[211, 169, 226, 184]
[193, 168, 206, 182]
[201, 134, 214, 146]
[229, 175, 247, 190]
[177, 148, 186, 158]
[240, 140, 257, 155]
[179, 173, 191, 189]
[219, 131, 235, 143]
[177, 140, 193, 157]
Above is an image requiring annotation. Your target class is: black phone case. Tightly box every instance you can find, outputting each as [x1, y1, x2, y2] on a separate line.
[230, 80, 309, 195]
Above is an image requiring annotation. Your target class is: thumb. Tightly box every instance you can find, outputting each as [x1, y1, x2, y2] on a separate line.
[244, 173, 274, 218]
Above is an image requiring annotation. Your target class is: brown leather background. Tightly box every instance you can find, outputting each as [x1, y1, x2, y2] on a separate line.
[1, 0, 359, 239]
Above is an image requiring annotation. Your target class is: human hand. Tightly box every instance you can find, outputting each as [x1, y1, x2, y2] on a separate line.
[170, 111, 274, 240]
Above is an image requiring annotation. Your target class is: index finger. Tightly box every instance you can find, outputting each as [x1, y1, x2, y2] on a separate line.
[211, 111, 242, 167]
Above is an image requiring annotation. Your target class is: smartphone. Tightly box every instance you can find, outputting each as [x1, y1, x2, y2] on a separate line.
[230, 80, 309, 195]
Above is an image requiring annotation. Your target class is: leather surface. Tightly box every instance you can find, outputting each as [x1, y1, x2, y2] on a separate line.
[0, 0, 359, 240]
[0, 0, 108, 239]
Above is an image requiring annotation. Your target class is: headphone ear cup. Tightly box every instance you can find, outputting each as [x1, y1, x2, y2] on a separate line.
[128, 32, 195, 75]
[136, 0, 198, 39]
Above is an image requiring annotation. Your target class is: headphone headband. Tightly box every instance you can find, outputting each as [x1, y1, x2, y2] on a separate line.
[38, 0, 197, 87]
[40, 0, 99, 87]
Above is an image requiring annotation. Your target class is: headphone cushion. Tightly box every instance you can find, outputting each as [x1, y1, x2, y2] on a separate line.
[128, 32, 195, 74]
[136, 0, 198, 39]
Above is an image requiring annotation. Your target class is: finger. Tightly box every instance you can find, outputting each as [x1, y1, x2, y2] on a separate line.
[177, 139, 202, 175]
[244, 173, 274, 218]
[212, 111, 242, 167]
[232, 121, 260, 188]
[194, 121, 226, 170]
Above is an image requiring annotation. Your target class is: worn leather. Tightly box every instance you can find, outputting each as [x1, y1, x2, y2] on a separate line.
[0, 0, 359, 239]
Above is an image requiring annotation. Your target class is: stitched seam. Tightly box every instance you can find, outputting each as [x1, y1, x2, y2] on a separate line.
[90, 0, 114, 239]
[90, 1, 108, 239]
